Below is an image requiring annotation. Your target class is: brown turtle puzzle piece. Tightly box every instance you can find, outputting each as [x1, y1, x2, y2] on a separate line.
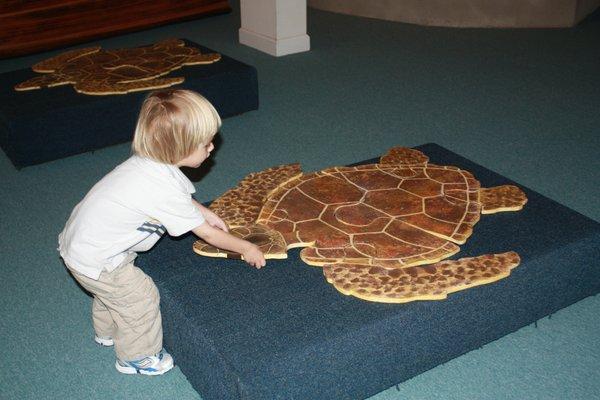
[14, 39, 220, 95]
[194, 147, 528, 304]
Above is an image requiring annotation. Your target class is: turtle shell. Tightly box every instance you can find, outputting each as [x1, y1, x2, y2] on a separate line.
[256, 162, 481, 268]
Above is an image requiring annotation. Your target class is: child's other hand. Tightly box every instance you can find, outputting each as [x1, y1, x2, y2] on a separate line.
[193, 200, 229, 232]
[203, 208, 229, 232]
[243, 244, 266, 269]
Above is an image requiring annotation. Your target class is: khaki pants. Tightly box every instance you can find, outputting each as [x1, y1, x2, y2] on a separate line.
[68, 262, 163, 361]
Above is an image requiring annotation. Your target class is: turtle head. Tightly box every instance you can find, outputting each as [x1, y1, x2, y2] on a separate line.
[380, 147, 429, 166]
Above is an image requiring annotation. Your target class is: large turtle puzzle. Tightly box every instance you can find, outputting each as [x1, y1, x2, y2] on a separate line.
[14, 39, 220, 95]
[194, 147, 528, 303]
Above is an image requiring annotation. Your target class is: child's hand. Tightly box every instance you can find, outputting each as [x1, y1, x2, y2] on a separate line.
[242, 244, 266, 269]
[193, 221, 265, 269]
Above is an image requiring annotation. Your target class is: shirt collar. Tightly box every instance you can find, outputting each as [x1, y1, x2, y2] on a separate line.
[133, 155, 196, 194]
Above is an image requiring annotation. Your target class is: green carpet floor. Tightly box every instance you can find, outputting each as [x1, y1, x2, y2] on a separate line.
[1, 2, 598, 399]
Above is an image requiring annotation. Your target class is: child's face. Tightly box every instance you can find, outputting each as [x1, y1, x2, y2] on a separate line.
[177, 140, 214, 168]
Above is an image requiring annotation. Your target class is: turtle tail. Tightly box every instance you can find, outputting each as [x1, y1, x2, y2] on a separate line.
[209, 164, 303, 228]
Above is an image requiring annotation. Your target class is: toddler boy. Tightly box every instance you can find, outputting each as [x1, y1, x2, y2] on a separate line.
[59, 89, 265, 375]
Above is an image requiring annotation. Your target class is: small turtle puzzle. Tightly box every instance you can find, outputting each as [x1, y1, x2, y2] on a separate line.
[194, 147, 528, 303]
[14, 39, 220, 95]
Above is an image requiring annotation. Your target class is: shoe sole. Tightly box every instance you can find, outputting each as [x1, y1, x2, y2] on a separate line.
[94, 336, 114, 347]
[115, 360, 174, 376]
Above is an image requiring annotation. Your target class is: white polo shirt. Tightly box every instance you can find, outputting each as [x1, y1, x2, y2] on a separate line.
[58, 155, 205, 280]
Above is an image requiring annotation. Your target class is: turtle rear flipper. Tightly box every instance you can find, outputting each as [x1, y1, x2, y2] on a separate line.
[183, 53, 221, 65]
[480, 185, 528, 214]
[323, 252, 520, 303]
[209, 164, 303, 228]
[193, 224, 288, 260]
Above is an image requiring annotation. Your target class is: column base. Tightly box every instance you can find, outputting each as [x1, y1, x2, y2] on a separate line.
[239, 28, 310, 57]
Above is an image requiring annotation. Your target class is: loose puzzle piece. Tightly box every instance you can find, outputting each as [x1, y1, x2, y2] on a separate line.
[193, 224, 288, 260]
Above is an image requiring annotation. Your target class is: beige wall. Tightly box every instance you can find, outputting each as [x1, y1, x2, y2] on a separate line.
[308, 0, 600, 28]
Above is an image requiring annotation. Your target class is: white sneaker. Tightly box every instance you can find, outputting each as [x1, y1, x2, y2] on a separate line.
[115, 349, 174, 376]
[94, 335, 114, 347]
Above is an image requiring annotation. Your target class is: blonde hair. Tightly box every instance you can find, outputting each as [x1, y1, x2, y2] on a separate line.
[132, 89, 221, 164]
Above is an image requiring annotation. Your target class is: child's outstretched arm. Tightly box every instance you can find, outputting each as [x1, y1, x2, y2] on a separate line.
[192, 199, 229, 232]
[192, 222, 266, 269]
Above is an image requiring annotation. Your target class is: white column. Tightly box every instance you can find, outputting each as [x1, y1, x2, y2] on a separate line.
[239, 0, 310, 57]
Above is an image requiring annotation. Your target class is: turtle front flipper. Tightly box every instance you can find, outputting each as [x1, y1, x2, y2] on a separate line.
[194, 164, 304, 262]
[323, 252, 520, 303]
[209, 164, 303, 228]
[31, 46, 101, 72]
[73, 78, 185, 95]
[480, 185, 528, 214]
[193, 224, 288, 260]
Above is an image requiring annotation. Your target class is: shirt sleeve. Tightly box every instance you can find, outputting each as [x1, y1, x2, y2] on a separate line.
[149, 191, 205, 237]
